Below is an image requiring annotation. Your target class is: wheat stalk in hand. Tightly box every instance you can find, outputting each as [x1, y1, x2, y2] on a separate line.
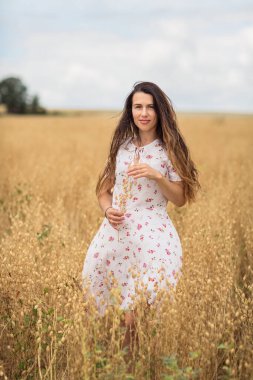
[117, 149, 140, 242]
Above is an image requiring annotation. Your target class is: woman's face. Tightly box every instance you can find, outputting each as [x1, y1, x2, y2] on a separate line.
[132, 91, 158, 135]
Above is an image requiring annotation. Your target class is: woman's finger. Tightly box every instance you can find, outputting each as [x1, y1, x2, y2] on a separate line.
[107, 214, 124, 225]
[132, 169, 148, 176]
[111, 209, 124, 216]
[109, 213, 125, 221]
[110, 218, 124, 224]
[128, 169, 145, 176]
[127, 164, 146, 173]
[107, 208, 124, 217]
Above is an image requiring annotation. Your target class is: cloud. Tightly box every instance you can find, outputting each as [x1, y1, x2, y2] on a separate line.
[0, 1, 252, 111]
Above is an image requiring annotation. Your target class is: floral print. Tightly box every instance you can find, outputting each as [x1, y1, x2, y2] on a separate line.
[82, 137, 183, 315]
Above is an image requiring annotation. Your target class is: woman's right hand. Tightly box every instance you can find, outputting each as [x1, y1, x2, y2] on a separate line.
[105, 207, 125, 230]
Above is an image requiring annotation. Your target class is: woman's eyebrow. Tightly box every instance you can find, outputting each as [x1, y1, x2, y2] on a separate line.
[133, 103, 154, 106]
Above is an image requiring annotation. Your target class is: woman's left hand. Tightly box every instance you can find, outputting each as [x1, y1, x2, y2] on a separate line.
[127, 163, 162, 180]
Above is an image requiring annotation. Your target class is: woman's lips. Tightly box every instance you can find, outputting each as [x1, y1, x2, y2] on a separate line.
[139, 120, 150, 124]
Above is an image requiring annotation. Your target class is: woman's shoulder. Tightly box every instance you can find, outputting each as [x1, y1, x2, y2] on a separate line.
[154, 141, 176, 165]
[119, 136, 134, 151]
[153, 139, 167, 156]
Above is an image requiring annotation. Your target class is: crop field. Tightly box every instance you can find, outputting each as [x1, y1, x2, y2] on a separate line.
[0, 112, 252, 379]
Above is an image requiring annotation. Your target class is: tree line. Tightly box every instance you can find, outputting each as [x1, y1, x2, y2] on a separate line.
[0, 76, 47, 114]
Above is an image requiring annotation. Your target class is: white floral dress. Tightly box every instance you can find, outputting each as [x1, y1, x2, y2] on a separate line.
[82, 137, 183, 315]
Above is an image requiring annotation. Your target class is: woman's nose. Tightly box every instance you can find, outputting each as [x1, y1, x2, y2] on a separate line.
[141, 107, 148, 116]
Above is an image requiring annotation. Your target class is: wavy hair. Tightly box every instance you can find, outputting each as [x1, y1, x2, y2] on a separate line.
[96, 81, 201, 204]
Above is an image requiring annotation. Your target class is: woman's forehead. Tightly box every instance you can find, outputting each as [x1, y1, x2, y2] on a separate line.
[132, 91, 154, 104]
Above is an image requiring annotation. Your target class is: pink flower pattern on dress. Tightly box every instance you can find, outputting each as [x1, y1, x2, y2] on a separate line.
[82, 136, 183, 315]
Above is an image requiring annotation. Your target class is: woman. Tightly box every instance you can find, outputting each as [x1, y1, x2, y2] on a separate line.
[82, 81, 200, 327]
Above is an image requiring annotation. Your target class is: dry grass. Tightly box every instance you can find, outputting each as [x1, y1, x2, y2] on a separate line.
[0, 112, 252, 379]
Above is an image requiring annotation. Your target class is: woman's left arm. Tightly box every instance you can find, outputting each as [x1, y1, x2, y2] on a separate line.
[127, 163, 186, 207]
[155, 173, 186, 207]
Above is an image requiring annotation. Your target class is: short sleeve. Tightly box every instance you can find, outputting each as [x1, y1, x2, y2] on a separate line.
[166, 159, 182, 181]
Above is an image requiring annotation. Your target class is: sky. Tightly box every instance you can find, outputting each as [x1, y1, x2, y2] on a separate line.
[0, 0, 253, 113]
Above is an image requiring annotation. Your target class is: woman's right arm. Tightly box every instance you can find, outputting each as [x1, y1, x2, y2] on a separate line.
[98, 188, 113, 215]
[97, 176, 114, 214]
[97, 177, 124, 229]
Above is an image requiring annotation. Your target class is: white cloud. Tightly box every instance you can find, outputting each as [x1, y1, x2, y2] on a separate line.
[0, 1, 253, 111]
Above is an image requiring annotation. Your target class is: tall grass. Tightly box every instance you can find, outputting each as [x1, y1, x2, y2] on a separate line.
[0, 113, 252, 379]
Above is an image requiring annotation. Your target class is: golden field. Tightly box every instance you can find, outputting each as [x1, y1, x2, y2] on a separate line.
[0, 112, 252, 379]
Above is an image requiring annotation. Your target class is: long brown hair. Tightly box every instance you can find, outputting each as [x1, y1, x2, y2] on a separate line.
[96, 81, 201, 204]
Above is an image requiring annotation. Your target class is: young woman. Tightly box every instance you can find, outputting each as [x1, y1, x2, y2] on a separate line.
[82, 81, 200, 327]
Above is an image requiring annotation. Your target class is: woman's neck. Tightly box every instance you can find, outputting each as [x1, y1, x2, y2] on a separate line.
[133, 134, 158, 147]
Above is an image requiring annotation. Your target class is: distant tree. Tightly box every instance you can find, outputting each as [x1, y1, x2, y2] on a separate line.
[0, 76, 47, 114]
[31, 95, 39, 113]
[0, 77, 28, 113]
[27, 94, 47, 114]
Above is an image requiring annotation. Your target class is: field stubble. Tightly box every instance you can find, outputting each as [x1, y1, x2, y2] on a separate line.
[0, 112, 252, 379]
